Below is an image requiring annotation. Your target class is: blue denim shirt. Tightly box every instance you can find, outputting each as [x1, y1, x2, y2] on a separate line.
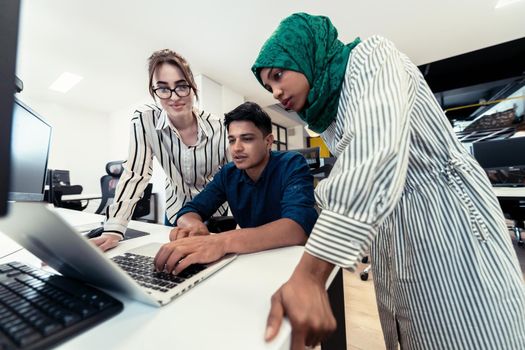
[176, 151, 318, 235]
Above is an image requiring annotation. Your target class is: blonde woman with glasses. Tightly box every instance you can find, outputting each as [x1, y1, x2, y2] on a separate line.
[92, 49, 229, 252]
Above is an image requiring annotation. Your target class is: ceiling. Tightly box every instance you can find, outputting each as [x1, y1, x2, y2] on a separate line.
[15, 0, 525, 120]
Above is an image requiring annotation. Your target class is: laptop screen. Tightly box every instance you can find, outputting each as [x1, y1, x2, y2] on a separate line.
[0, 0, 20, 216]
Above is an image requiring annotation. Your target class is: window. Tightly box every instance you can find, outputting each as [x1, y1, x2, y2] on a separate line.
[272, 123, 288, 150]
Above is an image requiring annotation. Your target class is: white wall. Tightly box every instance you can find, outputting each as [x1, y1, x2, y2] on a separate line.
[195, 74, 245, 116]
[263, 107, 307, 150]
[222, 85, 245, 114]
[287, 125, 307, 150]
[195, 74, 223, 117]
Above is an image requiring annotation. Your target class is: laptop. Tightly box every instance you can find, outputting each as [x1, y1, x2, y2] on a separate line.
[0, 201, 236, 307]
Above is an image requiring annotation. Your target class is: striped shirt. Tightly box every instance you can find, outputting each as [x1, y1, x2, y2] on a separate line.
[104, 104, 229, 235]
[305, 36, 525, 349]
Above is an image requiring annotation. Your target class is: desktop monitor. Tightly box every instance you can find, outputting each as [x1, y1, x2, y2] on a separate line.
[0, 0, 21, 216]
[292, 147, 321, 169]
[51, 169, 71, 187]
[8, 98, 53, 201]
[45, 169, 71, 204]
[472, 137, 525, 187]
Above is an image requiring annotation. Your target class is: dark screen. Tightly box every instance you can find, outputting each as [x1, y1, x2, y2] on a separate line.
[473, 137, 525, 186]
[472, 137, 525, 169]
[9, 99, 52, 201]
[51, 170, 71, 187]
[292, 147, 321, 169]
[0, 0, 21, 216]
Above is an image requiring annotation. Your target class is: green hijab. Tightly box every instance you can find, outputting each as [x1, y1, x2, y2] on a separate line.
[252, 13, 360, 133]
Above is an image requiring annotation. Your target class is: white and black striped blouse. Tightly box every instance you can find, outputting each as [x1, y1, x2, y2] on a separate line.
[305, 36, 525, 349]
[104, 104, 229, 235]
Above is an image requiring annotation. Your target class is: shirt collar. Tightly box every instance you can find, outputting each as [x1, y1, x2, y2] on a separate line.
[157, 108, 210, 142]
[194, 109, 212, 139]
[156, 109, 171, 131]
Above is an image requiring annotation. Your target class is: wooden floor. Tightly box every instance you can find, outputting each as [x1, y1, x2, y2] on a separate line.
[343, 264, 385, 350]
[342, 243, 525, 350]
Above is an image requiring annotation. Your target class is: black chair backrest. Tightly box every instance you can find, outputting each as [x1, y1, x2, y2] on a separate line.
[96, 160, 153, 220]
[132, 183, 153, 219]
[95, 161, 124, 215]
[106, 161, 124, 177]
[206, 216, 237, 233]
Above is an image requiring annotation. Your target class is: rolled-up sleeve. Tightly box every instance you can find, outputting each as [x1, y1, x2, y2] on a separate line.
[280, 154, 318, 236]
[305, 36, 413, 271]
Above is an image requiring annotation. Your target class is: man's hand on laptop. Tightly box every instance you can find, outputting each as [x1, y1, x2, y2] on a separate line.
[171, 212, 210, 240]
[154, 235, 226, 274]
[169, 223, 210, 241]
[92, 233, 122, 252]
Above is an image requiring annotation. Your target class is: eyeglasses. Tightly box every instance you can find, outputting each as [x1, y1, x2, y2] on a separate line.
[153, 85, 191, 99]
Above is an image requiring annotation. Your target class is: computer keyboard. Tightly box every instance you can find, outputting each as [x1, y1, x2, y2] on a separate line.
[0, 262, 123, 350]
[112, 253, 207, 292]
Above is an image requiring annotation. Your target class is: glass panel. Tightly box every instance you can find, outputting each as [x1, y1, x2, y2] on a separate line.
[281, 128, 288, 143]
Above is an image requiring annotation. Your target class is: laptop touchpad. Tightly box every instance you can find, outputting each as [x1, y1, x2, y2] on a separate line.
[127, 242, 163, 257]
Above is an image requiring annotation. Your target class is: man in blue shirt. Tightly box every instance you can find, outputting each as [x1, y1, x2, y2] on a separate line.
[154, 102, 318, 274]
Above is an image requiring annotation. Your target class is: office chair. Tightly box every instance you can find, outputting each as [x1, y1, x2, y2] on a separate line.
[132, 183, 153, 220]
[95, 160, 154, 220]
[206, 215, 237, 233]
[53, 185, 88, 211]
[95, 161, 124, 215]
[360, 255, 372, 281]
[47, 169, 88, 211]
[499, 198, 525, 246]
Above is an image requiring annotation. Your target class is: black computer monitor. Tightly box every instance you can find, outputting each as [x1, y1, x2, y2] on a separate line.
[0, 0, 21, 216]
[291, 147, 321, 169]
[8, 98, 53, 201]
[51, 170, 71, 187]
[473, 137, 525, 187]
[45, 169, 71, 204]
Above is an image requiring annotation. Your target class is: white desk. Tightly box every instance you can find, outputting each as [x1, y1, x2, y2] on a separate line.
[61, 193, 102, 201]
[0, 208, 346, 350]
[493, 186, 525, 198]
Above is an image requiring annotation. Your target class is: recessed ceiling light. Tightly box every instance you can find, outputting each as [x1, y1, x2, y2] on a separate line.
[49, 72, 83, 93]
[495, 0, 523, 8]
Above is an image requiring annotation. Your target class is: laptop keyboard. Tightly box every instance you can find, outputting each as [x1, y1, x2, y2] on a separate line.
[0, 262, 123, 350]
[111, 253, 207, 293]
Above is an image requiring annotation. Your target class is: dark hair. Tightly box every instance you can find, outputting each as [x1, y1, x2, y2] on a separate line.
[224, 102, 272, 136]
[147, 49, 198, 101]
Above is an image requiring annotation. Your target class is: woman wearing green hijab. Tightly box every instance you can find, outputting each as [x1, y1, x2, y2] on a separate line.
[253, 13, 525, 350]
